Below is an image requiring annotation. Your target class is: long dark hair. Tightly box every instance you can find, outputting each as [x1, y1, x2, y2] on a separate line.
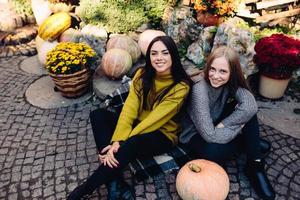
[204, 46, 250, 96]
[134, 35, 192, 110]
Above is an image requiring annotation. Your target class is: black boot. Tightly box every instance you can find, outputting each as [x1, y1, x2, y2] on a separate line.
[119, 180, 135, 200]
[106, 178, 135, 200]
[245, 160, 275, 200]
[260, 139, 271, 158]
[67, 182, 93, 200]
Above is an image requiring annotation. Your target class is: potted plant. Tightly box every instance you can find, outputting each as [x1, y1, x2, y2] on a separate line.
[191, 0, 237, 26]
[254, 33, 300, 99]
[46, 42, 96, 98]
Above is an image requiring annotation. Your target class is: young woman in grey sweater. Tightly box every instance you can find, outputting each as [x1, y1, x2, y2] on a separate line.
[180, 46, 275, 200]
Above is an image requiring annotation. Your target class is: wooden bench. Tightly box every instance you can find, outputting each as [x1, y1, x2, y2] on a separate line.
[236, 0, 300, 26]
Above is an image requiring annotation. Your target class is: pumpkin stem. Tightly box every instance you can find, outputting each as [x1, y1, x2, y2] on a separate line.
[188, 163, 201, 173]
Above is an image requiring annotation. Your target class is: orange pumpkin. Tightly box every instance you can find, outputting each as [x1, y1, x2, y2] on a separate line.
[100, 49, 132, 79]
[106, 35, 141, 63]
[176, 159, 229, 200]
[138, 29, 166, 56]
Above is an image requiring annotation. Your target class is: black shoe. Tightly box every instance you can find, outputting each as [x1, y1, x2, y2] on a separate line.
[260, 139, 271, 158]
[67, 182, 93, 200]
[107, 180, 119, 200]
[245, 160, 275, 200]
[107, 179, 135, 200]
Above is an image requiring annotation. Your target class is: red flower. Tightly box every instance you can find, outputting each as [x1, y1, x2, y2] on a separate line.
[254, 34, 300, 79]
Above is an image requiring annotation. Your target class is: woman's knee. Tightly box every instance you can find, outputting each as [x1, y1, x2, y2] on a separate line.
[90, 109, 112, 124]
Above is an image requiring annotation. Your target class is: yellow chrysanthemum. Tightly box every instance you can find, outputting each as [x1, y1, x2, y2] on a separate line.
[45, 42, 96, 74]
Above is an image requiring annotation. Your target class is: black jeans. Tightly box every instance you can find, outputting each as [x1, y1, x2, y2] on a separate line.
[85, 108, 173, 193]
[186, 101, 261, 163]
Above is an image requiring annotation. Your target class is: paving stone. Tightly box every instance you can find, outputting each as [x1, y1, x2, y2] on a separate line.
[0, 55, 299, 199]
[8, 193, 18, 200]
[145, 193, 157, 200]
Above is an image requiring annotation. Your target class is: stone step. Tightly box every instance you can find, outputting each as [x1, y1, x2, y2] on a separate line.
[0, 39, 37, 58]
[0, 25, 38, 46]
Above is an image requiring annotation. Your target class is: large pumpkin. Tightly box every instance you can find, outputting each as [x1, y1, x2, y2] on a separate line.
[59, 28, 80, 42]
[38, 12, 72, 41]
[100, 49, 132, 79]
[138, 30, 166, 56]
[176, 159, 229, 200]
[106, 35, 141, 63]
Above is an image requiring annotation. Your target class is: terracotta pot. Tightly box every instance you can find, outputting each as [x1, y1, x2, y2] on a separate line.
[196, 12, 221, 27]
[259, 75, 290, 99]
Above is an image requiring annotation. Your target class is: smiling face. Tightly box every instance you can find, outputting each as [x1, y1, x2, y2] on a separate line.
[150, 41, 172, 76]
[208, 56, 230, 88]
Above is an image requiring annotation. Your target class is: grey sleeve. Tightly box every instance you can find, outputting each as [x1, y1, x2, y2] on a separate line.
[188, 82, 239, 144]
[221, 88, 258, 127]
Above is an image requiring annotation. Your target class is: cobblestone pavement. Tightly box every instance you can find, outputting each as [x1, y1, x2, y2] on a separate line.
[0, 56, 299, 200]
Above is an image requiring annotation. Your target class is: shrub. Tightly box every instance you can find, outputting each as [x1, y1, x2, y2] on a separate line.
[76, 0, 176, 33]
[10, 0, 33, 15]
[235, 20, 298, 42]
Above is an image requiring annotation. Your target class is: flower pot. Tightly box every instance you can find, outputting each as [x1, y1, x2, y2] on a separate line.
[259, 75, 290, 99]
[196, 12, 221, 27]
[48, 68, 91, 98]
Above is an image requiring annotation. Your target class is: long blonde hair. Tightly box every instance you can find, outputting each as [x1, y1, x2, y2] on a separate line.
[204, 46, 250, 95]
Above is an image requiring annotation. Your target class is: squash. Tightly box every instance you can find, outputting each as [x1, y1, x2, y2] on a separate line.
[176, 159, 229, 200]
[138, 29, 166, 56]
[106, 35, 141, 63]
[35, 35, 44, 52]
[38, 12, 72, 41]
[37, 39, 58, 65]
[31, 0, 52, 25]
[59, 28, 80, 42]
[99, 49, 132, 79]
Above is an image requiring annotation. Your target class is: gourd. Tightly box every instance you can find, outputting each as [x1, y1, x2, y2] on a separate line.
[31, 0, 52, 25]
[59, 28, 80, 42]
[35, 35, 44, 51]
[106, 35, 141, 63]
[38, 12, 72, 41]
[138, 29, 166, 56]
[176, 159, 230, 200]
[37, 39, 58, 65]
[100, 49, 132, 79]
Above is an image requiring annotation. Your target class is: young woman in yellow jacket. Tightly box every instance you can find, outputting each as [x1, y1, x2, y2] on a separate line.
[68, 36, 192, 200]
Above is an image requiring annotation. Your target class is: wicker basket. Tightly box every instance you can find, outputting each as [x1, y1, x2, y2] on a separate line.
[49, 68, 91, 98]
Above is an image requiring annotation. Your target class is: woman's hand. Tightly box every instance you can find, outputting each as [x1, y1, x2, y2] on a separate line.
[102, 142, 120, 168]
[98, 145, 112, 164]
[216, 122, 225, 128]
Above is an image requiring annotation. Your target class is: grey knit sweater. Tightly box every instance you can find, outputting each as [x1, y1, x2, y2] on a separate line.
[179, 78, 258, 144]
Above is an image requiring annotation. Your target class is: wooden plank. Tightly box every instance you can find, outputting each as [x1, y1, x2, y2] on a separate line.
[256, 0, 297, 10]
[236, 10, 260, 19]
[256, 7, 300, 23]
[269, 18, 291, 26]
[245, 0, 259, 4]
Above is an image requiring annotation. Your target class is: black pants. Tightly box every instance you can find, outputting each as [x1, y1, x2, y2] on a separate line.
[85, 109, 173, 193]
[186, 101, 261, 163]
